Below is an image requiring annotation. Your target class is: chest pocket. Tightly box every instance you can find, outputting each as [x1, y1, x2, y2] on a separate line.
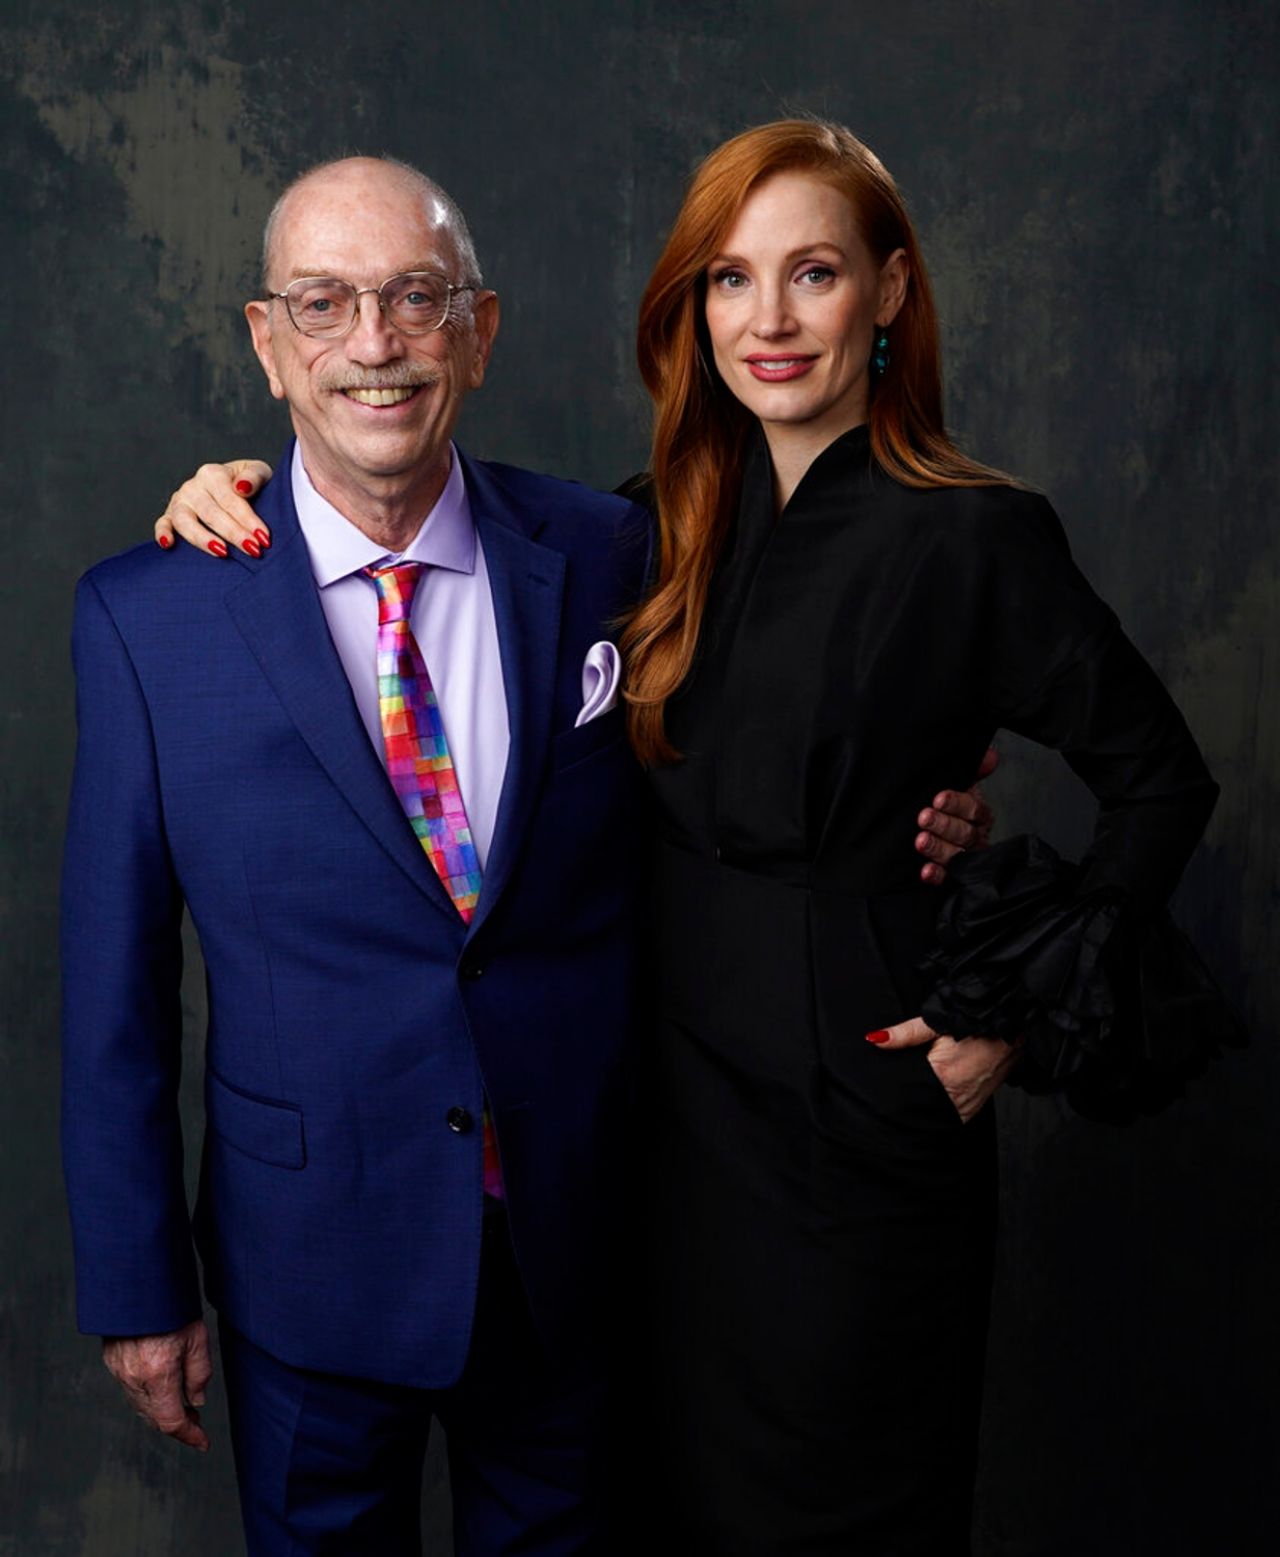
[549, 705, 627, 774]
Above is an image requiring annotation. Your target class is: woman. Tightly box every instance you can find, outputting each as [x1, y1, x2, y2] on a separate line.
[156, 122, 1228, 1554]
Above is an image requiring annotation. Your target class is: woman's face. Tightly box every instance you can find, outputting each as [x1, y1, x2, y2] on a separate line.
[703, 171, 906, 446]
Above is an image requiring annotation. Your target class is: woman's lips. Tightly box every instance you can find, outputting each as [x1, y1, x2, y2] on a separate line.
[744, 356, 817, 382]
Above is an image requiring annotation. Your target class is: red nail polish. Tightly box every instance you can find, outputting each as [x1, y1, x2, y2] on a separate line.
[865, 1030, 890, 1045]
[158, 535, 173, 550]
[234, 479, 254, 495]
[243, 537, 262, 559]
[209, 539, 228, 558]
[254, 528, 271, 550]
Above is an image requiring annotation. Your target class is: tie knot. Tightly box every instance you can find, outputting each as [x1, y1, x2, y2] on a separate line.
[366, 562, 425, 625]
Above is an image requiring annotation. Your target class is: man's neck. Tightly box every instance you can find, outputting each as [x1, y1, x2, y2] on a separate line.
[300, 446, 452, 554]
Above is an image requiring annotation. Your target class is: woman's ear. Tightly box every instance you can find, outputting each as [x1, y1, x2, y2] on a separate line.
[877, 249, 909, 327]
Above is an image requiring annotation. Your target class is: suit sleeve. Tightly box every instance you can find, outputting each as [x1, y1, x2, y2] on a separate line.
[918, 496, 1240, 1119]
[61, 573, 201, 1335]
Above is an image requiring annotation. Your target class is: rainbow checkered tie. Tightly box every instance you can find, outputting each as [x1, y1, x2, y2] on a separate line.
[368, 562, 482, 920]
[367, 562, 503, 1198]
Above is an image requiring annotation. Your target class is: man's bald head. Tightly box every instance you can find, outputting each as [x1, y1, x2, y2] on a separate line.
[261, 156, 483, 293]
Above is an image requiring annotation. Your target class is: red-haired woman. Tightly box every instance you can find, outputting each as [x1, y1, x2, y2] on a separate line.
[155, 122, 1227, 1554]
[619, 120, 1221, 1552]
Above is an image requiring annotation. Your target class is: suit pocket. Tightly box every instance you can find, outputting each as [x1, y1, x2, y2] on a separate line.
[205, 1068, 306, 1169]
[549, 705, 627, 773]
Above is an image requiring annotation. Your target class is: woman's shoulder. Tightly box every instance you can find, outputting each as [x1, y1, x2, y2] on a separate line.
[888, 479, 1073, 566]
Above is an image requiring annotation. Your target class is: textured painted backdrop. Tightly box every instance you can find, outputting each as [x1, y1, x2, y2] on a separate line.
[1, 1, 1276, 1552]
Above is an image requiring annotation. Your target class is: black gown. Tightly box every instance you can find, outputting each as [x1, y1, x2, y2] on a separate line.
[639, 425, 1222, 1555]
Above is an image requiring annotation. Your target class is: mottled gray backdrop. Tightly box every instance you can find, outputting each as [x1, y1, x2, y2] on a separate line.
[2, 1, 1276, 1552]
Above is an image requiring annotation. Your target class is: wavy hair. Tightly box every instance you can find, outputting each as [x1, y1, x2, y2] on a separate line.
[622, 118, 1013, 764]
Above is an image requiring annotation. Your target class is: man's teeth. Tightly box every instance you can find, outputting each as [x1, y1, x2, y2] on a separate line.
[342, 386, 418, 406]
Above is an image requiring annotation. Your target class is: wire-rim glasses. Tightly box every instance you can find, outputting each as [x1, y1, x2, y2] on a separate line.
[269, 271, 476, 338]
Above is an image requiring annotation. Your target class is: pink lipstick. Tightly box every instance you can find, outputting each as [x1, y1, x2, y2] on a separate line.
[744, 355, 817, 382]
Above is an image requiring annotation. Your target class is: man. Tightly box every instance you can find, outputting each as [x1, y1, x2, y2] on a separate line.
[62, 155, 659, 1554]
[63, 156, 989, 1553]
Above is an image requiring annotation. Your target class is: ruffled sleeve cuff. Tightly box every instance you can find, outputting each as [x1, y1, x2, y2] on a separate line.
[917, 835, 1246, 1122]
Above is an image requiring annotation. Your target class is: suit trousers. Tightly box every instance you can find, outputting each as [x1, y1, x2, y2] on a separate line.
[219, 1210, 607, 1556]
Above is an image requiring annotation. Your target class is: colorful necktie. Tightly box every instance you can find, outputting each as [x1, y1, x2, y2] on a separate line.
[367, 562, 503, 1199]
[368, 562, 482, 920]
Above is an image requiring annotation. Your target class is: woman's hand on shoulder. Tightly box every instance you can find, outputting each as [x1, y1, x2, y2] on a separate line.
[154, 459, 275, 558]
[865, 1017, 1019, 1123]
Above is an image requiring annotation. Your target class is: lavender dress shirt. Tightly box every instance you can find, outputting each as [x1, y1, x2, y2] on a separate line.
[291, 442, 510, 869]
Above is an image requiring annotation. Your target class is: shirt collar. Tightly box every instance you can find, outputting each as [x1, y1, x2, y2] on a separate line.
[291, 441, 477, 588]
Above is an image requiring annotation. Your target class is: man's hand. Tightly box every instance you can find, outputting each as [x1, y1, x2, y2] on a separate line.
[866, 1017, 1019, 1122]
[154, 459, 274, 558]
[102, 1317, 213, 1452]
[915, 746, 998, 886]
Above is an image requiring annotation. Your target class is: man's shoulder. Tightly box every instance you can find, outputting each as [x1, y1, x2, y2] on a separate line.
[76, 535, 240, 625]
[463, 454, 653, 585]
[81, 536, 197, 592]
[467, 455, 648, 529]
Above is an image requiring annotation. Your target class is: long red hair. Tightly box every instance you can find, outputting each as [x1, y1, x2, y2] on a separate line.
[623, 118, 1012, 765]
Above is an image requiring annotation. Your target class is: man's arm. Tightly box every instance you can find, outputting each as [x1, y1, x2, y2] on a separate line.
[62, 573, 208, 1444]
[914, 746, 998, 885]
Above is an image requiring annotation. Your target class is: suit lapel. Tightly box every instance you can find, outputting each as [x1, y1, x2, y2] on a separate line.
[461, 453, 565, 937]
[223, 459, 461, 925]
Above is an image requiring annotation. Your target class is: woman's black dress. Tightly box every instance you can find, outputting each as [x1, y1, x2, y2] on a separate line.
[641, 426, 1221, 1555]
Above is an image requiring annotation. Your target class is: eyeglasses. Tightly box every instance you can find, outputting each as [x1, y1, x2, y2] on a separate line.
[269, 271, 476, 338]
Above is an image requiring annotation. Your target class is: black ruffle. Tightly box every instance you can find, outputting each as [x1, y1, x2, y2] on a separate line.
[918, 835, 1246, 1122]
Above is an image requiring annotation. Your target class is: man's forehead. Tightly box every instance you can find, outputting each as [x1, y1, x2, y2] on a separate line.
[273, 168, 460, 275]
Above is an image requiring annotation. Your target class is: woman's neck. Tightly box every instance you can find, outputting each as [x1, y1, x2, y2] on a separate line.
[762, 413, 868, 511]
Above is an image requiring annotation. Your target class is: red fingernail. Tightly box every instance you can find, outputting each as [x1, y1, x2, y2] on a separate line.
[158, 535, 173, 550]
[209, 539, 228, 558]
[234, 479, 253, 495]
[865, 1030, 890, 1044]
[254, 528, 271, 550]
[243, 537, 262, 559]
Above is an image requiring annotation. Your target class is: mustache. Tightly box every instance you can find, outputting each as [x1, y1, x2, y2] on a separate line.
[318, 364, 440, 392]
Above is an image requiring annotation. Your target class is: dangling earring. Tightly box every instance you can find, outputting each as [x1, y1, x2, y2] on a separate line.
[870, 325, 890, 377]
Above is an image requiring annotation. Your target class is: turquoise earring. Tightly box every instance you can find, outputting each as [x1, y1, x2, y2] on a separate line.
[871, 326, 890, 377]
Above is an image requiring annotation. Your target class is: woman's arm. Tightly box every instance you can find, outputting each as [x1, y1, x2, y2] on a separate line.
[153, 459, 274, 555]
[907, 495, 1233, 1118]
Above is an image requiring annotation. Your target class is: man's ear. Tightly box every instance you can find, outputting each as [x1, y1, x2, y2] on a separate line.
[245, 300, 286, 401]
[467, 291, 501, 391]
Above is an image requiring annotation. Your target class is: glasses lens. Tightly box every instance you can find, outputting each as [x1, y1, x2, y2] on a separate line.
[285, 278, 355, 336]
[382, 273, 450, 333]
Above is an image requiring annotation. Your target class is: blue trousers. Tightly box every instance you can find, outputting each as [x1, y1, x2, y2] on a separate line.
[219, 1212, 607, 1555]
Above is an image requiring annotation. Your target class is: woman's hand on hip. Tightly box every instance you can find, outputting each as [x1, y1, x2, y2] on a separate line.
[153, 458, 274, 557]
[866, 1017, 1020, 1122]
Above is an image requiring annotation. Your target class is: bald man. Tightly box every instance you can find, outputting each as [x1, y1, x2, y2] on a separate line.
[62, 155, 653, 1554]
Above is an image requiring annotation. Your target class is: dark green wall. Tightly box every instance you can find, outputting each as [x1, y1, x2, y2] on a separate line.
[2, 1, 1275, 1551]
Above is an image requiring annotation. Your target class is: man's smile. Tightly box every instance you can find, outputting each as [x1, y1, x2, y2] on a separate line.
[339, 385, 423, 407]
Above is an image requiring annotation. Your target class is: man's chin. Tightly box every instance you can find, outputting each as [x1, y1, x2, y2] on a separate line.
[307, 431, 453, 493]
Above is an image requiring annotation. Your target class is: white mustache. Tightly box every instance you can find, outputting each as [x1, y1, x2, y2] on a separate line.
[319, 364, 440, 392]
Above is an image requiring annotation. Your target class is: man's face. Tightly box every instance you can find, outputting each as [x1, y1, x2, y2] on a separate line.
[245, 161, 498, 503]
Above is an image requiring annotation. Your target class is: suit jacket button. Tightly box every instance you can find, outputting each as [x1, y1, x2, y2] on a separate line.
[460, 960, 485, 981]
[446, 1107, 475, 1134]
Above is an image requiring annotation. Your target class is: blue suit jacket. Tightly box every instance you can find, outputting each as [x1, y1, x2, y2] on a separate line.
[61, 445, 652, 1387]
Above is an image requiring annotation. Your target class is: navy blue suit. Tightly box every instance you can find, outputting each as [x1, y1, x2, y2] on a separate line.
[61, 446, 652, 1547]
